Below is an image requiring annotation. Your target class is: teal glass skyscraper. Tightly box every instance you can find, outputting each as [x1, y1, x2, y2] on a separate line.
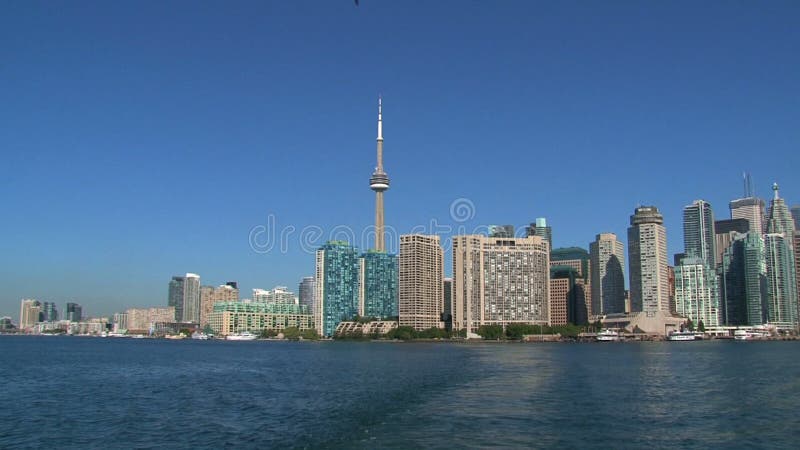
[683, 200, 716, 269]
[315, 241, 361, 337]
[765, 234, 798, 328]
[360, 251, 398, 319]
[721, 233, 767, 325]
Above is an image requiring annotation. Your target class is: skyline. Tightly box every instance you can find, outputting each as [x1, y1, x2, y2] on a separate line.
[3, 1, 800, 317]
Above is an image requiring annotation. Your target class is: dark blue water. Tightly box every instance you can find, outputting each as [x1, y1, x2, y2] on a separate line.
[1, 336, 799, 448]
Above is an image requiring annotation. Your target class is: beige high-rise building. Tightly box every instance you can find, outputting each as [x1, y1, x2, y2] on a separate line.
[730, 197, 766, 235]
[200, 284, 239, 327]
[628, 206, 670, 314]
[19, 299, 41, 330]
[399, 234, 444, 330]
[452, 235, 549, 334]
[126, 307, 176, 332]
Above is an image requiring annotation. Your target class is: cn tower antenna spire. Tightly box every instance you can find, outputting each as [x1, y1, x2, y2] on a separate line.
[369, 96, 390, 251]
[377, 96, 383, 141]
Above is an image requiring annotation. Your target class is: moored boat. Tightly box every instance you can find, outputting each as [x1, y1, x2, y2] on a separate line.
[191, 331, 211, 340]
[596, 329, 621, 342]
[226, 331, 257, 341]
[668, 330, 698, 341]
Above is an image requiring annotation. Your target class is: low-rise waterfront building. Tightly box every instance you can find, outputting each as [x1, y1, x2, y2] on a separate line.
[334, 320, 398, 337]
[207, 302, 313, 336]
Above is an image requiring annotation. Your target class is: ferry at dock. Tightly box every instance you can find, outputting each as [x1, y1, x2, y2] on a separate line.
[596, 329, 621, 342]
[667, 330, 700, 341]
[226, 331, 258, 341]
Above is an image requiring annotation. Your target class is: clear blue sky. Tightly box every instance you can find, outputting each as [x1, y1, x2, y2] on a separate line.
[2, 0, 799, 318]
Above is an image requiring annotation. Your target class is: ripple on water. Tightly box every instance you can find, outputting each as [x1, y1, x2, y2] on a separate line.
[1, 337, 799, 448]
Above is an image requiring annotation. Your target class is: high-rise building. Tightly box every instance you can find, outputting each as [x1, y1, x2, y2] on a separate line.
[359, 251, 398, 319]
[65, 302, 83, 322]
[252, 287, 298, 305]
[766, 183, 796, 244]
[589, 233, 626, 315]
[526, 218, 552, 251]
[126, 307, 176, 332]
[675, 257, 721, 328]
[398, 234, 444, 331]
[667, 265, 677, 314]
[489, 225, 515, 238]
[721, 233, 767, 325]
[683, 200, 716, 270]
[680, 200, 720, 326]
[550, 247, 590, 282]
[452, 235, 549, 334]
[628, 206, 670, 314]
[168, 276, 185, 321]
[19, 299, 41, 329]
[369, 97, 389, 252]
[765, 183, 798, 329]
[714, 219, 750, 267]
[791, 206, 800, 231]
[298, 277, 316, 317]
[168, 274, 201, 323]
[730, 197, 766, 235]
[550, 266, 589, 326]
[315, 241, 361, 337]
[182, 274, 201, 323]
[443, 277, 453, 331]
[200, 284, 239, 327]
[41, 302, 58, 322]
[765, 233, 798, 328]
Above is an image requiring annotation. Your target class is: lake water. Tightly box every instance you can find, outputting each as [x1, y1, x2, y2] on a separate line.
[1, 336, 798, 448]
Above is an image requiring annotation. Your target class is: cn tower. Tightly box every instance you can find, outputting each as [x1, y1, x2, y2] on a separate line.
[369, 97, 390, 251]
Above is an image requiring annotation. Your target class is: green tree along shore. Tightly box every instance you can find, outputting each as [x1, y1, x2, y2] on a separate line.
[333, 323, 585, 341]
[259, 327, 320, 340]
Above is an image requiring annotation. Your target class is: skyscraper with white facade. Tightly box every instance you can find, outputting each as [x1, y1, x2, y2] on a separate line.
[675, 257, 720, 328]
[452, 234, 549, 335]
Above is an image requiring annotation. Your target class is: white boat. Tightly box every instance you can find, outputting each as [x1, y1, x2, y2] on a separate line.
[734, 329, 769, 340]
[596, 329, 620, 342]
[191, 332, 211, 340]
[226, 331, 258, 341]
[668, 331, 698, 341]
